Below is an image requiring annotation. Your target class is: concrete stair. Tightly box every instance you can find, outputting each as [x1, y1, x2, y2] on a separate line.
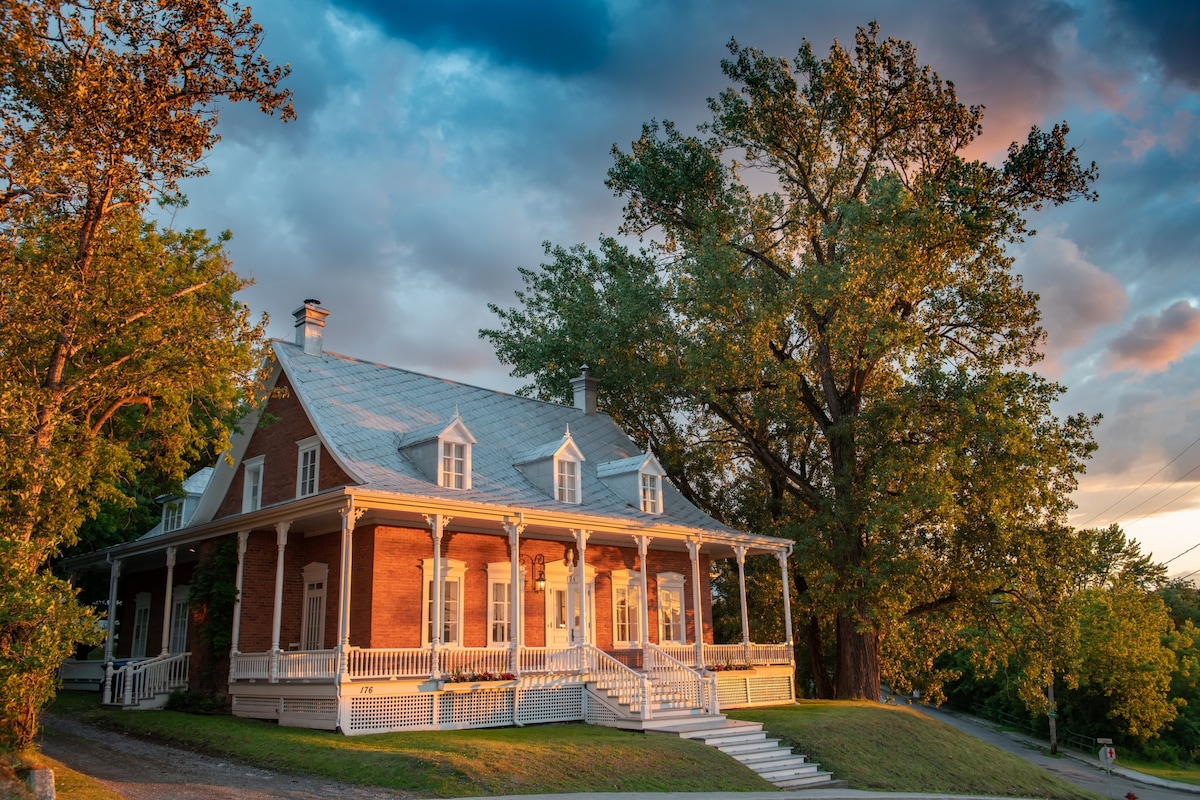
[650, 717, 837, 789]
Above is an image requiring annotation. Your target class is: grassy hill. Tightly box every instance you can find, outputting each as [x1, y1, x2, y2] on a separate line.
[732, 701, 1096, 799]
[32, 693, 1094, 798]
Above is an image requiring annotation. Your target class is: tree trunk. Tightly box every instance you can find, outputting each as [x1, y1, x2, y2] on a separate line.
[834, 602, 881, 700]
[808, 615, 836, 699]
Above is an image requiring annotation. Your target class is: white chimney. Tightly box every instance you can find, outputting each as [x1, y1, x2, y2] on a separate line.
[570, 365, 599, 415]
[293, 299, 330, 355]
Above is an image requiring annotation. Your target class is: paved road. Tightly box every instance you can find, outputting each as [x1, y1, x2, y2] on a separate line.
[911, 704, 1200, 800]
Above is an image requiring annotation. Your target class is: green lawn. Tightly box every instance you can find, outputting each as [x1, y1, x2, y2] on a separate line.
[45, 692, 774, 796]
[1111, 755, 1200, 787]
[730, 701, 1099, 800]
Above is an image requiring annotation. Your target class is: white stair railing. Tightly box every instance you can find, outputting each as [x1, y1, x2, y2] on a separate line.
[584, 646, 652, 719]
[645, 642, 714, 712]
[109, 653, 190, 706]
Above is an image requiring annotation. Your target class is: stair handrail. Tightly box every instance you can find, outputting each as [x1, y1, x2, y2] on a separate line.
[583, 645, 651, 720]
[110, 652, 190, 706]
[645, 642, 713, 713]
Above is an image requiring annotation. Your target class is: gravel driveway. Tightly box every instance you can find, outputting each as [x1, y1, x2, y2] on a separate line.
[37, 713, 410, 800]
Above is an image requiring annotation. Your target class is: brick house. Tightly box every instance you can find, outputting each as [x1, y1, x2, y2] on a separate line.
[64, 301, 797, 735]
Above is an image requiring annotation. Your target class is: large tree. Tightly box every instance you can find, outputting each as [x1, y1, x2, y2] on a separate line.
[483, 24, 1098, 699]
[0, 0, 291, 746]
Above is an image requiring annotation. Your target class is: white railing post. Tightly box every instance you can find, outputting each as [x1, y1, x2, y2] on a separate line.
[777, 547, 795, 664]
[160, 547, 177, 656]
[709, 673, 720, 714]
[230, 530, 250, 662]
[687, 537, 705, 670]
[641, 674, 653, 721]
[337, 501, 365, 685]
[735, 545, 749, 647]
[270, 521, 290, 683]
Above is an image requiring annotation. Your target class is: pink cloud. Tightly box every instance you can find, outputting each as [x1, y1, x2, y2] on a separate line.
[1105, 301, 1200, 375]
[1016, 231, 1128, 372]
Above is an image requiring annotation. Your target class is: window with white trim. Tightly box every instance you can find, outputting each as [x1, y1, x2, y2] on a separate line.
[162, 501, 184, 533]
[640, 473, 661, 514]
[300, 562, 328, 651]
[242, 455, 264, 513]
[486, 562, 512, 646]
[656, 572, 686, 644]
[421, 558, 467, 646]
[296, 437, 320, 498]
[168, 585, 190, 654]
[556, 458, 580, 504]
[131, 592, 151, 658]
[611, 569, 641, 648]
[441, 441, 467, 489]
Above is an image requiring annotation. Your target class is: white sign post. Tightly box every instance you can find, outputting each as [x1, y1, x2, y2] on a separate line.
[1097, 739, 1116, 799]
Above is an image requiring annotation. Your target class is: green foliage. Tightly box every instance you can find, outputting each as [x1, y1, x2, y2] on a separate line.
[483, 24, 1098, 699]
[187, 538, 240, 692]
[0, 541, 101, 751]
[163, 689, 230, 715]
[0, 0, 291, 747]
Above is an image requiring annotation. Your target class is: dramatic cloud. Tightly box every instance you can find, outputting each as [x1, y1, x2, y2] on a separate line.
[1016, 228, 1128, 370]
[1105, 301, 1200, 375]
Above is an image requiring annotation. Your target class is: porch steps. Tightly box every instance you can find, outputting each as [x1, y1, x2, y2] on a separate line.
[650, 717, 838, 789]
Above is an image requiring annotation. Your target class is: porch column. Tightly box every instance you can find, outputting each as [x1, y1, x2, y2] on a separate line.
[735, 545, 750, 647]
[636, 536, 652, 649]
[573, 529, 590, 646]
[505, 516, 524, 675]
[426, 514, 447, 679]
[270, 521, 291, 683]
[777, 547, 794, 660]
[101, 558, 122, 704]
[230, 531, 250, 657]
[159, 546, 177, 656]
[687, 537, 704, 669]
[337, 501, 366, 680]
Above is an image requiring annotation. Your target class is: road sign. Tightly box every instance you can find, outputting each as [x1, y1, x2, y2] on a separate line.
[1099, 746, 1116, 766]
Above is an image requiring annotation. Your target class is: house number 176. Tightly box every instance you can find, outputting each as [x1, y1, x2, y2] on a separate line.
[358, 686, 374, 694]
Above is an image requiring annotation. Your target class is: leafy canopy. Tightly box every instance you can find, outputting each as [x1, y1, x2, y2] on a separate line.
[484, 24, 1098, 699]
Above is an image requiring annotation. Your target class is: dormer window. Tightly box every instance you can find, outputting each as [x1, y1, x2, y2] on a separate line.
[296, 436, 320, 498]
[163, 501, 183, 533]
[556, 458, 580, 504]
[640, 473, 661, 514]
[398, 414, 476, 490]
[439, 438, 460, 489]
[597, 453, 666, 515]
[515, 427, 585, 505]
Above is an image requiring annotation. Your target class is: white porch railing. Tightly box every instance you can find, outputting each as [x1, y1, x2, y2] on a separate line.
[230, 651, 271, 680]
[348, 647, 433, 679]
[107, 653, 190, 706]
[439, 647, 511, 677]
[519, 646, 581, 673]
[703, 642, 792, 667]
[278, 650, 339, 680]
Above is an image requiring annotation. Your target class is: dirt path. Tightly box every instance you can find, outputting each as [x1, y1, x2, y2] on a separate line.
[37, 714, 410, 800]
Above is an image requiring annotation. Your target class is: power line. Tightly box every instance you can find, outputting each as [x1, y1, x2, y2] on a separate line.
[1079, 434, 1200, 528]
[1163, 540, 1200, 566]
[1119, 462, 1200, 526]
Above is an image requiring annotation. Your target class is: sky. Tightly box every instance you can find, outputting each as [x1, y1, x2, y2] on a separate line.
[166, 0, 1200, 578]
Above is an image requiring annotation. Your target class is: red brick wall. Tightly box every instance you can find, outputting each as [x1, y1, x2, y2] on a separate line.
[215, 374, 355, 519]
[114, 559, 196, 659]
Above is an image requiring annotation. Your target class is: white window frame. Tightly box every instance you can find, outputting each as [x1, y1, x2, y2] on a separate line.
[168, 585, 190, 654]
[300, 562, 329, 651]
[556, 457, 580, 504]
[610, 569, 641, 648]
[296, 436, 320, 498]
[131, 592, 151, 658]
[656, 572, 686, 644]
[421, 558, 467, 647]
[486, 562, 512, 647]
[242, 455, 265, 513]
[162, 501, 184, 533]
[440, 439, 470, 489]
[640, 473, 661, 514]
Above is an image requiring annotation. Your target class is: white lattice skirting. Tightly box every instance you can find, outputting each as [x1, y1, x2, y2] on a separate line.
[342, 684, 587, 735]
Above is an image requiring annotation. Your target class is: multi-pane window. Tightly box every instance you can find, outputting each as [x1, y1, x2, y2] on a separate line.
[296, 438, 319, 498]
[422, 558, 467, 647]
[168, 586, 190, 654]
[657, 572, 686, 644]
[162, 501, 184, 532]
[613, 584, 640, 646]
[131, 592, 151, 658]
[243, 456, 264, 512]
[441, 580, 460, 644]
[442, 441, 465, 489]
[640, 473, 660, 514]
[486, 563, 512, 646]
[301, 563, 328, 651]
[556, 459, 579, 503]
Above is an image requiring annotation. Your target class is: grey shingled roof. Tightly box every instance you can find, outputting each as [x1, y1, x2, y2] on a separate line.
[274, 341, 736, 533]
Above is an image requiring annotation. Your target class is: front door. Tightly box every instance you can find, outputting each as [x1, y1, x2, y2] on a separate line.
[544, 566, 596, 647]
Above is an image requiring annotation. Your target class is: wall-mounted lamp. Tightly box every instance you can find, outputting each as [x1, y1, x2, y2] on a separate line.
[520, 554, 546, 593]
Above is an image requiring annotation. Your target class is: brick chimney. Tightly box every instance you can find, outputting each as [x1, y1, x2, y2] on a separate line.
[293, 299, 330, 355]
[570, 365, 599, 415]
